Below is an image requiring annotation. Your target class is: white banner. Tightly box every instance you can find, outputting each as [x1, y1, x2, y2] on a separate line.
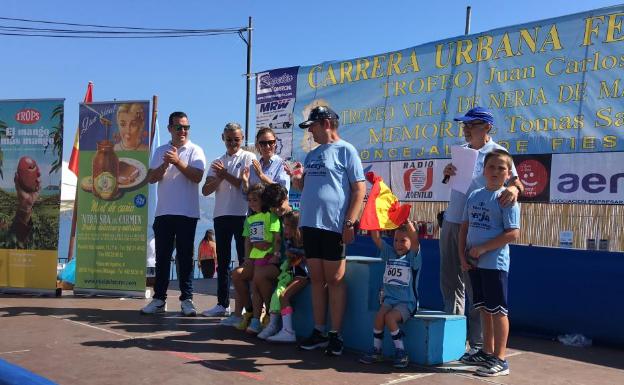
[362, 162, 390, 201]
[390, 159, 451, 202]
[273, 130, 292, 160]
[255, 67, 298, 160]
[550, 152, 624, 204]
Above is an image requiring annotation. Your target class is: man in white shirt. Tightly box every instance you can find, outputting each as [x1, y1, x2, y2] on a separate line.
[202, 122, 255, 316]
[140, 111, 206, 317]
[440, 107, 523, 363]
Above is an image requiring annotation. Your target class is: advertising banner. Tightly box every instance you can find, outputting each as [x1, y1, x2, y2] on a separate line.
[515, 154, 552, 203]
[0, 99, 64, 291]
[256, 67, 299, 159]
[550, 152, 624, 204]
[289, 5, 624, 164]
[362, 162, 391, 201]
[390, 159, 451, 202]
[75, 101, 149, 294]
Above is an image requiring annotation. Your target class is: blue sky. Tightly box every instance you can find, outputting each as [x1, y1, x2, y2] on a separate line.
[1, 0, 621, 165]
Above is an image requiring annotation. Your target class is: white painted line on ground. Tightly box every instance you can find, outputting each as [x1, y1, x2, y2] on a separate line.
[50, 315, 132, 339]
[0, 349, 31, 355]
[452, 372, 507, 384]
[380, 373, 435, 384]
[137, 331, 188, 339]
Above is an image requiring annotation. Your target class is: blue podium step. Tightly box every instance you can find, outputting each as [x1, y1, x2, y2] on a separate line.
[291, 256, 466, 365]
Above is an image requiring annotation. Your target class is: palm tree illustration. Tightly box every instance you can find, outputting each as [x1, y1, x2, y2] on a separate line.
[47, 104, 64, 174]
[0, 118, 6, 179]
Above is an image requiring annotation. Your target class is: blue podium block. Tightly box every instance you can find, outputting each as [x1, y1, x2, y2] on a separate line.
[386, 310, 466, 365]
[291, 256, 466, 365]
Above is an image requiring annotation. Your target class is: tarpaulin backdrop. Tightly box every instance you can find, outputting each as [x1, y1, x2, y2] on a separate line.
[75, 101, 149, 294]
[260, 5, 624, 204]
[0, 99, 63, 291]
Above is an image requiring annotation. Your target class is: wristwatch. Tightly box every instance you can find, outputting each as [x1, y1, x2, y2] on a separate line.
[344, 219, 355, 229]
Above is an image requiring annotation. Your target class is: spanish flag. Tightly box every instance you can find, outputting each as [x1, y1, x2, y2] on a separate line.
[68, 82, 93, 176]
[360, 172, 411, 231]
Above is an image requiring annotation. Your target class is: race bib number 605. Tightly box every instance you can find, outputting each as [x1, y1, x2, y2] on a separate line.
[383, 259, 411, 287]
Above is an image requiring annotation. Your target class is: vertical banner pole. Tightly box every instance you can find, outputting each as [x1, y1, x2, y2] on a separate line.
[67, 185, 78, 261]
[150, 95, 158, 149]
[245, 16, 253, 146]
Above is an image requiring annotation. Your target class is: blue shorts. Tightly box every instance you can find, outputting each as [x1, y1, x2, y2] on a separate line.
[469, 268, 508, 315]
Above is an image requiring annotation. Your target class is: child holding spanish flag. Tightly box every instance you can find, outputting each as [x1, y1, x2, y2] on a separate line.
[359, 172, 420, 368]
[360, 221, 421, 368]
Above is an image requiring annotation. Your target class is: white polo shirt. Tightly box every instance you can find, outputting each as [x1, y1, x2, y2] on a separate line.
[150, 140, 206, 219]
[207, 149, 255, 218]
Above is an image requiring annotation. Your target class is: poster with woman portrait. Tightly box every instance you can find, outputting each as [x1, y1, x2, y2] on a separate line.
[0, 99, 64, 293]
[75, 101, 149, 295]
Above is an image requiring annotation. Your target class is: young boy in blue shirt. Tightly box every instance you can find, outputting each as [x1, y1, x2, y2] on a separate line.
[459, 149, 520, 377]
[360, 220, 421, 368]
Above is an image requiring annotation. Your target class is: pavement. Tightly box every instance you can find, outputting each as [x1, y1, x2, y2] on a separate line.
[1, 278, 623, 385]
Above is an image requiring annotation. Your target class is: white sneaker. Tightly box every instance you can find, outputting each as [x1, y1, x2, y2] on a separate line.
[220, 314, 242, 326]
[202, 304, 230, 317]
[267, 328, 296, 343]
[140, 299, 166, 314]
[180, 299, 197, 317]
[257, 323, 280, 340]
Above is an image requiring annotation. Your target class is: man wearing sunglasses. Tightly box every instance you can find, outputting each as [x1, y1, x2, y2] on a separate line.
[202, 122, 255, 317]
[141, 111, 206, 317]
[440, 106, 524, 364]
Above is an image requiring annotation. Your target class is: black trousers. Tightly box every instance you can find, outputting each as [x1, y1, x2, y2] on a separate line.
[214, 215, 246, 307]
[153, 215, 198, 301]
[199, 259, 216, 279]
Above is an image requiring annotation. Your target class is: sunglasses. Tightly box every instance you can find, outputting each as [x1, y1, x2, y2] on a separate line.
[225, 137, 242, 143]
[172, 124, 191, 131]
[258, 140, 276, 146]
[462, 121, 487, 128]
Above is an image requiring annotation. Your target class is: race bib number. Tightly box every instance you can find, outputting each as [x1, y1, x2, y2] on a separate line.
[383, 259, 411, 287]
[249, 221, 265, 242]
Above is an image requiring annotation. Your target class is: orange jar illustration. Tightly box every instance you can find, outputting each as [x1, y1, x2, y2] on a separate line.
[92, 140, 119, 200]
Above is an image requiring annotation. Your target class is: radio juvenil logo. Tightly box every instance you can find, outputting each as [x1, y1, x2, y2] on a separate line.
[402, 160, 433, 199]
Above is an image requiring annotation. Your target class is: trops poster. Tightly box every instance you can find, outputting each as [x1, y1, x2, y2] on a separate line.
[260, 5, 624, 204]
[0, 99, 64, 291]
[75, 101, 149, 294]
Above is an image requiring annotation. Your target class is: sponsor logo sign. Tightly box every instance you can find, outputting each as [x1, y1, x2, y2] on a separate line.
[256, 67, 299, 159]
[550, 152, 624, 204]
[515, 154, 551, 203]
[390, 159, 450, 201]
[15, 108, 41, 124]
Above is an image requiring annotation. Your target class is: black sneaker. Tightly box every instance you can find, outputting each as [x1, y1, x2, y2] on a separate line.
[324, 331, 344, 356]
[460, 349, 494, 366]
[299, 329, 329, 350]
[476, 357, 510, 377]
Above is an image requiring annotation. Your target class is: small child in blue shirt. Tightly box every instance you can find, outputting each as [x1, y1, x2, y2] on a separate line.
[360, 220, 421, 368]
[459, 149, 520, 377]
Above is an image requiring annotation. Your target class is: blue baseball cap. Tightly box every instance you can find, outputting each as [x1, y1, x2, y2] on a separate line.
[299, 106, 339, 128]
[454, 106, 494, 125]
